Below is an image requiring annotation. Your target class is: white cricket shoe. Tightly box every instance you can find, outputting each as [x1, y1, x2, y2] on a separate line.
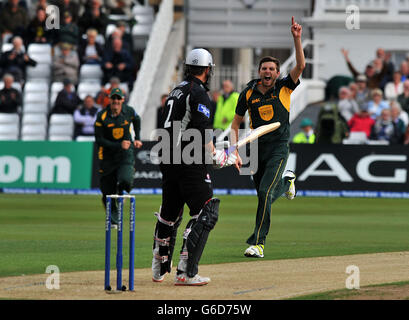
[244, 244, 264, 258]
[284, 170, 296, 200]
[174, 273, 210, 286]
[152, 248, 165, 282]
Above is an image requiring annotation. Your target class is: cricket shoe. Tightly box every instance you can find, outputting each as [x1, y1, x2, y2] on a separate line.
[111, 222, 118, 229]
[244, 244, 264, 258]
[284, 170, 296, 200]
[174, 273, 210, 286]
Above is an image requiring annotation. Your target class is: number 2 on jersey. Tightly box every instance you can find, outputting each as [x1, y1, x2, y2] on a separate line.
[164, 100, 174, 128]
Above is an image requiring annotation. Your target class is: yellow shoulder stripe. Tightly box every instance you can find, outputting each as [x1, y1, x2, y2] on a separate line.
[245, 88, 253, 104]
[246, 89, 254, 129]
[101, 110, 108, 121]
[279, 87, 293, 112]
[95, 121, 102, 127]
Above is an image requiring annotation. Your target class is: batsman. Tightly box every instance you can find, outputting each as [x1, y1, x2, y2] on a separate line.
[230, 16, 305, 258]
[151, 48, 236, 286]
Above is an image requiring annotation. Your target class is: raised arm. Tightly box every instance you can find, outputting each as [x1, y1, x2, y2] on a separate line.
[289, 16, 306, 84]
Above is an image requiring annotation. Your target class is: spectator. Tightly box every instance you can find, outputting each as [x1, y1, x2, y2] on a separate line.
[354, 74, 370, 108]
[367, 88, 389, 120]
[106, 0, 132, 17]
[73, 95, 100, 138]
[341, 48, 387, 90]
[292, 117, 315, 144]
[375, 48, 394, 90]
[0, 73, 22, 113]
[56, 11, 79, 47]
[106, 25, 131, 52]
[101, 37, 134, 85]
[373, 48, 395, 91]
[78, 28, 104, 65]
[95, 76, 121, 108]
[348, 82, 358, 99]
[390, 102, 406, 144]
[337, 86, 359, 122]
[52, 42, 80, 84]
[397, 79, 409, 115]
[399, 61, 409, 82]
[78, 0, 109, 36]
[213, 79, 239, 131]
[0, 36, 37, 83]
[35, 0, 49, 11]
[115, 21, 133, 49]
[25, 7, 54, 45]
[384, 71, 403, 101]
[370, 108, 402, 144]
[0, 0, 29, 41]
[156, 93, 168, 129]
[49, 78, 81, 115]
[56, 0, 79, 23]
[347, 104, 375, 138]
[315, 103, 349, 144]
[390, 100, 408, 128]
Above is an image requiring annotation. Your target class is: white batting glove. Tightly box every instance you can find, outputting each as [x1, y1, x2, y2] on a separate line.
[212, 148, 228, 169]
[225, 152, 237, 167]
[212, 141, 236, 169]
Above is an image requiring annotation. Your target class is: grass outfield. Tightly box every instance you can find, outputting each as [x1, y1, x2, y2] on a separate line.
[0, 194, 409, 277]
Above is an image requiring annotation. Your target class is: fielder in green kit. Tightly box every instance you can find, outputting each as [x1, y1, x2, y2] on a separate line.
[230, 16, 305, 258]
[94, 88, 143, 226]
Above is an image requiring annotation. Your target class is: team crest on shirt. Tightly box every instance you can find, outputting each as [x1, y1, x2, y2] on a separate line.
[258, 105, 274, 121]
[112, 128, 124, 139]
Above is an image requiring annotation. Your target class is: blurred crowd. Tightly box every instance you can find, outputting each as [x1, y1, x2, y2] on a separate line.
[293, 47, 409, 146]
[0, 0, 146, 139]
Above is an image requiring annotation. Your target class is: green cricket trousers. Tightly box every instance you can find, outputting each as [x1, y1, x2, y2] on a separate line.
[246, 142, 291, 246]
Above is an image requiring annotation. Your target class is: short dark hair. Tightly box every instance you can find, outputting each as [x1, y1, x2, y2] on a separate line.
[258, 56, 280, 72]
[184, 65, 207, 78]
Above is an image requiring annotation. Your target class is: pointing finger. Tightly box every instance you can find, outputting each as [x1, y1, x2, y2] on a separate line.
[291, 16, 295, 25]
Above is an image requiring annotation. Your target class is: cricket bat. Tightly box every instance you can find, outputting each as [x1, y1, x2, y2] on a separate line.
[227, 122, 281, 154]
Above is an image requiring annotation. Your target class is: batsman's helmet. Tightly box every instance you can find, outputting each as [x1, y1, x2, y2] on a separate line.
[184, 48, 215, 84]
[185, 48, 215, 68]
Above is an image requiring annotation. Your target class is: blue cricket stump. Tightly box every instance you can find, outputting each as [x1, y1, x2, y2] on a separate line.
[104, 195, 136, 292]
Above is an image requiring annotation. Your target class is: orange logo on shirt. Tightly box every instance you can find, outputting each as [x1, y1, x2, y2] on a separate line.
[258, 105, 274, 121]
[251, 98, 260, 104]
[112, 128, 124, 139]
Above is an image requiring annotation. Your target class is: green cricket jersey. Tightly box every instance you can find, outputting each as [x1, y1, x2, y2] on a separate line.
[94, 104, 141, 175]
[235, 75, 300, 144]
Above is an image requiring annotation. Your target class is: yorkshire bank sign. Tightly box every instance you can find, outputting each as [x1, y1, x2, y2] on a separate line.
[0, 141, 93, 189]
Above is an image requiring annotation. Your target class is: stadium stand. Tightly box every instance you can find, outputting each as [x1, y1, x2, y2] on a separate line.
[21, 124, 47, 141]
[0, 113, 20, 140]
[48, 113, 75, 140]
[0, 0, 159, 141]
